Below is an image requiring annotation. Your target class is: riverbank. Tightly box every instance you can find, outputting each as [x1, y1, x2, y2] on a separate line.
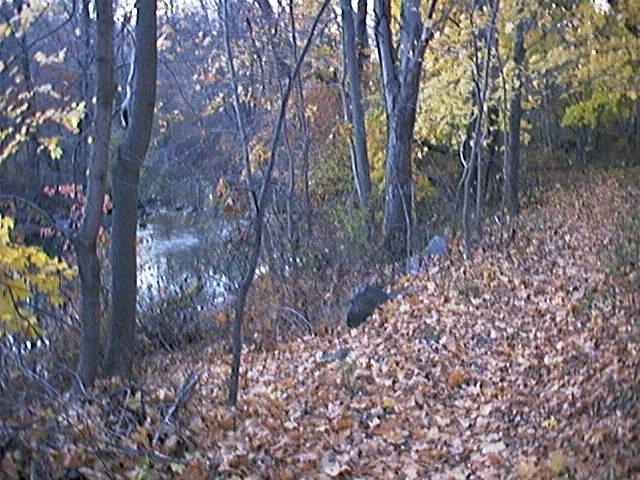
[1, 167, 639, 478]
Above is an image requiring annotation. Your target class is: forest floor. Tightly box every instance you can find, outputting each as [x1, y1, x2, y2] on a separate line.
[2, 167, 640, 479]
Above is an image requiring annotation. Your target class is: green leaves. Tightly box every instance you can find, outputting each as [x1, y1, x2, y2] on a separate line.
[562, 90, 635, 128]
[542, 0, 640, 129]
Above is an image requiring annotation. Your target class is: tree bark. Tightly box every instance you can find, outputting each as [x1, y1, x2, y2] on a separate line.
[75, 0, 93, 186]
[355, 0, 369, 68]
[374, 0, 438, 259]
[504, 17, 525, 218]
[383, 104, 417, 256]
[74, 0, 114, 389]
[341, 0, 371, 210]
[104, 0, 157, 378]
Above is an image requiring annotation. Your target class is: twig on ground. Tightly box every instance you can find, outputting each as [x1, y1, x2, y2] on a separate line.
[152, 370, 200, 446]
[93, 444, 188, 465]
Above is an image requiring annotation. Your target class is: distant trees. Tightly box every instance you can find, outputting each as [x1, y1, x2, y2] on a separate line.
[460, 0, 500, 256]
[553, 1, 640, 152]
[0, 0, 85, 197]
[224, 0, 332, 407]
[1, 0, 39, 199]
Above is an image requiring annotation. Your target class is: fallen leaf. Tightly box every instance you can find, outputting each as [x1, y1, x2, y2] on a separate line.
[382, 396, 396, 408]
[547, 449, 570, 474]
[481, 441, 506, 454]
[320, 451, 350, 477]
[448, 369, 466, 387]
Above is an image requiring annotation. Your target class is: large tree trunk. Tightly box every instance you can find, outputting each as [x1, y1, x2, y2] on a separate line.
[383, 100, 417, 256]
[74, 0, 114, 389]
[374, 0, 437, 259]
[104, 0, 157, 378]
[341, 0, 371, 210]
[504, 17, 525, 218]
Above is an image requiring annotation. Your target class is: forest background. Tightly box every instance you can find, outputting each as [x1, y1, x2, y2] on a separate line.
[0, 0, 638, 477]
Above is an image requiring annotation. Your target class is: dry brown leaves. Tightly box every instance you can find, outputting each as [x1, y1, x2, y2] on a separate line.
[2, 169, 639, 479]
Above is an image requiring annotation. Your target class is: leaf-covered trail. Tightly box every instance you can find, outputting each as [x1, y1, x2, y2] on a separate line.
[170, 172, 639, 479]
[3, 171, 638, 479]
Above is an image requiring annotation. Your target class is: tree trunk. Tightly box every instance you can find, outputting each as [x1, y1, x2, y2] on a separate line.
[104, 0, 157, 379]
[383, 109, 415, 257]
[341, 0, 371, 210]
[75, 0, 93, 187]
[74, 0, 114, 390]
[75, 243, 101, 387]
[355, 0, 369, 68]
[504, 18, 525, 218]
[374, 0, 437, 259]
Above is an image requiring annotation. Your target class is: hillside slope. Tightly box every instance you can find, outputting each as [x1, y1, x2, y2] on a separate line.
[180, 171, 639, 479]
[2, 169, 639, 479]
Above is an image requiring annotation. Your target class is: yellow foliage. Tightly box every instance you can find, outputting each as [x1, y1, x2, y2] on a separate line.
[39, 136, 63, 160]
[366, 107, 387, 192]
[0, 215, 75, 337]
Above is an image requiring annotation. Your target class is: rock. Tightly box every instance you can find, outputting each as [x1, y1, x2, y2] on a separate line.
[426, 235, 448, 257]
[407, 235, 448, 275]
[347, 284, 391, 328]
[320, 348, 350, 362]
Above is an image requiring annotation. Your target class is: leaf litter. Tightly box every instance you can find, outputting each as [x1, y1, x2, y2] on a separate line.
[1, 169, 639, 479]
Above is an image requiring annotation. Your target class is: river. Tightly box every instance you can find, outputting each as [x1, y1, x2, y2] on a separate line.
[136, 211, 234, 312]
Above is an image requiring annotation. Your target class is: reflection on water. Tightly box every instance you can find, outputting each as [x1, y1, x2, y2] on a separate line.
[143, 231, 200, 257]
[137, 213, 233, 310]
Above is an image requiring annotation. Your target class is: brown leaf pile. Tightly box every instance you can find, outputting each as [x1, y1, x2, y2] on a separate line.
[2, 169, 639, 479]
